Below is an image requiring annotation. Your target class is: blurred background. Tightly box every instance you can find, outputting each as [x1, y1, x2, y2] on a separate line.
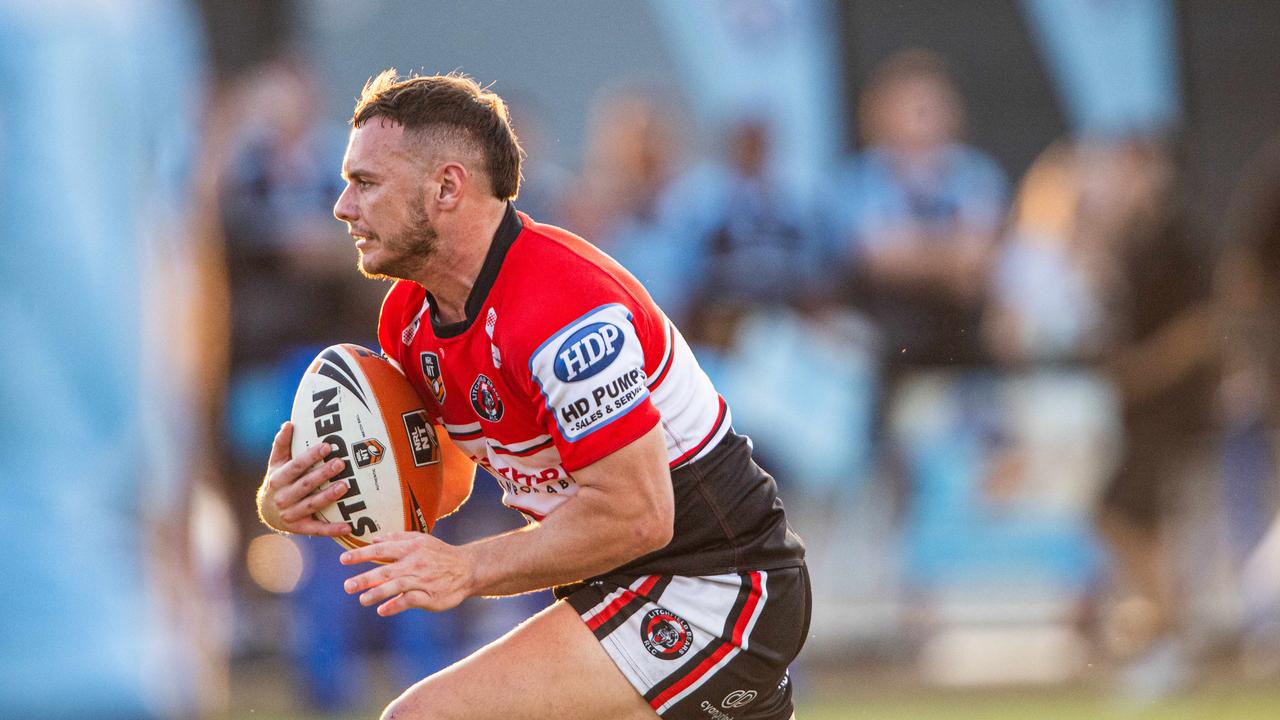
[5, 0, 1280, 718]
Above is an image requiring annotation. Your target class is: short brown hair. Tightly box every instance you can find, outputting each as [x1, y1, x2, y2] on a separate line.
[352, 69, 523, 200]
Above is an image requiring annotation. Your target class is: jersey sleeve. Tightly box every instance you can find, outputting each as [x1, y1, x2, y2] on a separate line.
[522, 301, 662, 472]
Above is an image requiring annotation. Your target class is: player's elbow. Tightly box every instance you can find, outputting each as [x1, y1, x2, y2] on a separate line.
[631, 499, 674, 555]
[629, 518, 671, 557]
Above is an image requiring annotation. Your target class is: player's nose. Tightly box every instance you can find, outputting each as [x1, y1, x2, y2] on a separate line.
[334, 184, 357, 223]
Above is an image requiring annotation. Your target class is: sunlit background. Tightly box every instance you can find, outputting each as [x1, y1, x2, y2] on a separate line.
[5, 1, 1280, 718]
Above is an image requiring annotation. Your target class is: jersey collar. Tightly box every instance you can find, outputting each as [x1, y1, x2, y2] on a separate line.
[428, 201, 522, 338]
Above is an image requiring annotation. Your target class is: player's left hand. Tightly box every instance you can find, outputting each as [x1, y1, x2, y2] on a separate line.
[339, 531, 474, 615]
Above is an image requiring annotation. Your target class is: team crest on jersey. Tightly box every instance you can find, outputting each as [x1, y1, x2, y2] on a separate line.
[641, 608, 692, 659]
[420, 351, 446, 404]
[470, 373, 504, 422]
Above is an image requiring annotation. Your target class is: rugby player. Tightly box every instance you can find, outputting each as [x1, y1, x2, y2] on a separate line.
[257, 70, 809, 720]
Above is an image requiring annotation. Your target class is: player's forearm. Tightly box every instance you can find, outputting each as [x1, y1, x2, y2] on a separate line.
[461, 486, 671, 597]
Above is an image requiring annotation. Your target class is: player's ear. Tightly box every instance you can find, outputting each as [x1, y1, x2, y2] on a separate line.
[434, 162, 467, 210]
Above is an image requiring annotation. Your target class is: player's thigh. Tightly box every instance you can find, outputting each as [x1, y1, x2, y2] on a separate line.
[381, 600, 657, 720]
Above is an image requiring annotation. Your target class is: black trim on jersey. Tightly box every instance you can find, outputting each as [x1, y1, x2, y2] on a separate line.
[447, 425, 484, 441]
[429, 202, 523, 339]
[591, 575, 673, 641]
[669, 396, 727, 468]
[646, 320, 676, 390]
[489, 436, 556, 457]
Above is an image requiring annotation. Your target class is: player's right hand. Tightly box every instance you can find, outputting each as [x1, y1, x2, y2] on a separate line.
[257, 421, 353, 536]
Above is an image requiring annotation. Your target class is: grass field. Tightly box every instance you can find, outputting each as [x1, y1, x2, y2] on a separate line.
[227, 678, 1280, 719]
[798, 685, 1280, 720]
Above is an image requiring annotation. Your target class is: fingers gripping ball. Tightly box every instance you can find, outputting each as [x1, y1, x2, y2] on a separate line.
[289, 344, 462, 552]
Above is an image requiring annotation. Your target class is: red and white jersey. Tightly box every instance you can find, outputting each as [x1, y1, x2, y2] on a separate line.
[378, 205, 731, 521]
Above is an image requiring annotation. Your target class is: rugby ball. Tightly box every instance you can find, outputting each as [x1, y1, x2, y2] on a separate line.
[290, 343, 446, 550]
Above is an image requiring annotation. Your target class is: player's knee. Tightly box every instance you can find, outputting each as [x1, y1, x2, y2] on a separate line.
[380, 690, 431, 720]
[380, 680, 458, 720]
[379, 695, 410, 720]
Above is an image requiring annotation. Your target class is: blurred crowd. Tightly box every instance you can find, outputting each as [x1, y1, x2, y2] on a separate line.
[210, 46, 1280, 710]
[8, 1, 1280, 717]
[542, 51, 1277, 701]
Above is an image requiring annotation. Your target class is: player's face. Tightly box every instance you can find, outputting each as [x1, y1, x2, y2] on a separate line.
[334, 121, 438, 281]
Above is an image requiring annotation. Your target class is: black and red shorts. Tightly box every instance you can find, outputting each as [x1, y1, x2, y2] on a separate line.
[564, 566, 810, 719]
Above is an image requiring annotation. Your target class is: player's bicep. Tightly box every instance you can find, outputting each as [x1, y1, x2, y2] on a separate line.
[569, 424, 674, 544]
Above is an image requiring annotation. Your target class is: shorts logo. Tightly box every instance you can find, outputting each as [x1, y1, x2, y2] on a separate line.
[554, 322, 624, 382]
[401, 411, 437, 467]
[641, 608, 692, 659]
[470, 374, 504, 422]
[351, 438, 386, 468]
[420, 351, 446, 404]
[722, 690, 757, 709]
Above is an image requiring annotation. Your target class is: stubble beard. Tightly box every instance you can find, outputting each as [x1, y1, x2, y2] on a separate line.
[357, 202, 438, 282]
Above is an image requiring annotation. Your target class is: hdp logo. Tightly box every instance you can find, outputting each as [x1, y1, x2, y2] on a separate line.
[554, 322, 624, 382]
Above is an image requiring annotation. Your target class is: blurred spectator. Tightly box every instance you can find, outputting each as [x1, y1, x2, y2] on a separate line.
[825, 53, 1011, 647]
[503, 91, 573, 225]
[1073, 138, 1219, 694]
[988, 134, 1220, 690]
[1217, 132, 1280, 668]
[216, 55, 387, 556]
[831, 48, 1009, 367]
[563, 86, 697, 324]
[0, 1, 227, 717]
[985, 140, 1112, 363]
[219, 56, 380, 370]
[672, 116, 820, 349]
